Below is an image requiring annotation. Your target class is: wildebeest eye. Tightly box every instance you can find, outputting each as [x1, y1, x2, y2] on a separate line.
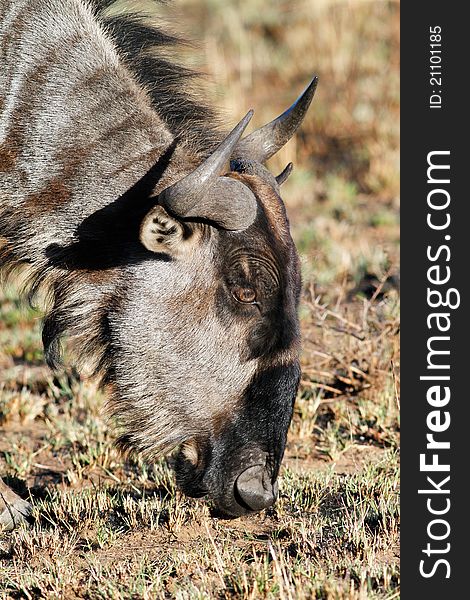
[233, 286, 257, 304]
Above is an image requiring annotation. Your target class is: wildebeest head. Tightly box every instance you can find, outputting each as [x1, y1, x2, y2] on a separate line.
[105, 78, 317, 517]
[0, 0, 315, 517]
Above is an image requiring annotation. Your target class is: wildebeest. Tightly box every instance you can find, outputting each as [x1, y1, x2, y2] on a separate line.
[0, 0, 317, 529]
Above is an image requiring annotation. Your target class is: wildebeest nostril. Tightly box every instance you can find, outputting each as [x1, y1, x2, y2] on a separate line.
[234, 465, 278, 512]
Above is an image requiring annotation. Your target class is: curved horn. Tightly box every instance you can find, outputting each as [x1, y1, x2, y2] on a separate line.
[276, 162, 294, 186]
[158, 111, 258, 230]
[233, 76, 318, 163]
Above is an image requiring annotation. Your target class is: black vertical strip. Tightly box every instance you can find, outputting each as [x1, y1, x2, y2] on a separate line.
[402, 4, 467, 597]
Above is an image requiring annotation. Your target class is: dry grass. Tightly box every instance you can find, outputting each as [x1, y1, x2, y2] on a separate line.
[1, 0, 399, 598]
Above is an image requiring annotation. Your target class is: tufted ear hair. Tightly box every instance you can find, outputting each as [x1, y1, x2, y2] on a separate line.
[140, 205, 186, 254]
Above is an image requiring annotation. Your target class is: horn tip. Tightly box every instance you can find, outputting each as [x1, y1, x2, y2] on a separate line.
[234, 109, 254, 136]
[244, 109, 255, 122]
[276, 162, 294, 185]
[306, 75, 319, 96]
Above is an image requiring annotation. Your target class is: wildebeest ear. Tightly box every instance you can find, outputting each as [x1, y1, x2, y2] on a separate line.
[140, 205, 185, 253]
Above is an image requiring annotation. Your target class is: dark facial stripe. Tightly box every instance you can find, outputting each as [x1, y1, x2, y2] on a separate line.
[239, 363, 300, 474]
[204, 362, 301, 485]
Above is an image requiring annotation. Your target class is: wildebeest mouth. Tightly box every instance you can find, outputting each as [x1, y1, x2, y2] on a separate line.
[174, 445, 279, 518]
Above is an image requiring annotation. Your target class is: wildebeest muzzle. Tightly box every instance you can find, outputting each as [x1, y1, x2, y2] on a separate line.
[175, 446, 280, 517]
[175, 363, 300, 517]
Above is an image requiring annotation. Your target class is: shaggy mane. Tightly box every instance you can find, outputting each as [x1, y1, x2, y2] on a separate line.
[1, 0, 225, 382]
[91, 0, 223, 155]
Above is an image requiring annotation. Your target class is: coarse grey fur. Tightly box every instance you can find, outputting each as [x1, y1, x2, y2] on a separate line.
[0, 0, 316, 523]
